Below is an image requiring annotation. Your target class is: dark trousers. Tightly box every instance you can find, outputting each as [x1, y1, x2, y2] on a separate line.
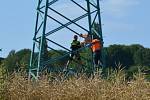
[70, 50, 81, 61]
[93, 50, 102, 67]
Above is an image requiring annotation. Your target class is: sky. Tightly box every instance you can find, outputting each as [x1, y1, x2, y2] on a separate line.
[0, 0, 150, 57]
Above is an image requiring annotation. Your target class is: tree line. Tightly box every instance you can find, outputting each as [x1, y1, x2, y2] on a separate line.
[0, 44, 150, 78]
[104, 44, 150, 68]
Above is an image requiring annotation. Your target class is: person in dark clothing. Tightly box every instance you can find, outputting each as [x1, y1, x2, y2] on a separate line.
[70, 35, 81, 60]
[64, 35, 82, 77]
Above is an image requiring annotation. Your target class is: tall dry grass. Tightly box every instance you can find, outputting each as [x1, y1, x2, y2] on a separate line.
[2, 70, 150, 100]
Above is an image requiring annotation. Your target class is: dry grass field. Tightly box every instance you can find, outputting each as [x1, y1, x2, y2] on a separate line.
[1, 69, 149, 100]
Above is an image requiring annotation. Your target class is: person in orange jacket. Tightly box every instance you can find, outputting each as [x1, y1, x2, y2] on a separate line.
[80, 33, 103, 68]
[91, 38, 102, 67]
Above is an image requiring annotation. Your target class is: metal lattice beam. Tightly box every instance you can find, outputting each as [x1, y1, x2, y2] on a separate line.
[29, 0, 104, 80]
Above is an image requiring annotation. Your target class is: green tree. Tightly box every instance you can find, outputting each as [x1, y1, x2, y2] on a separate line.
[15, 49, 31, 72]
[142, 48, 150, 66]
[92, 23, 101, 39]
[3, 49, 31, 73]
[0, 63, 8, 99]
[3, 50, 17, 73]
[106, 45, 133, 69]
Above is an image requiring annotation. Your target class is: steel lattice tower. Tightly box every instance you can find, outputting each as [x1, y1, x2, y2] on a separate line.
[29, 0, 104, 80]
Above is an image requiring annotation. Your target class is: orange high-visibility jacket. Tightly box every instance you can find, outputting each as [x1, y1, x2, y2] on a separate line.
[91, 39, 102, 52]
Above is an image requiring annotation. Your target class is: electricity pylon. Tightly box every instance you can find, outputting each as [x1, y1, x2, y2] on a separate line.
[28, 0, 104, 80]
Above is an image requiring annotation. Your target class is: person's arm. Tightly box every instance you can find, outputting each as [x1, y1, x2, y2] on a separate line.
[80, 34, 88, 38]
[77, 41, 81, 48]
[70, 41, 73, 49]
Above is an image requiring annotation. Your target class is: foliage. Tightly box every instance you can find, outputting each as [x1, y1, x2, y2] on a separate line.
[0, 63, 8, 100]
[92, 22, 102, 39]
[105, 44, 150, 69]
[2, 44, 150, 79]
[46, 50, 69, 72]
[3, 49, 31, 73]
[105, 45, 134, 68]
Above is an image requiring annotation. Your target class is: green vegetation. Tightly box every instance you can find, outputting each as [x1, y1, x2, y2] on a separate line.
[0, 44, 150, 99]
[103, 44, 150, 80]
[0, 63, 7, 100]
[1, 44, 150, 79]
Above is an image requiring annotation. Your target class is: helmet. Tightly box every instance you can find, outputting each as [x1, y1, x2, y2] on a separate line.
[74, 35, 78, 40]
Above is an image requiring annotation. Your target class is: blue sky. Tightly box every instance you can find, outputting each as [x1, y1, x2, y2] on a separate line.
[0, 0, 150, 57]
